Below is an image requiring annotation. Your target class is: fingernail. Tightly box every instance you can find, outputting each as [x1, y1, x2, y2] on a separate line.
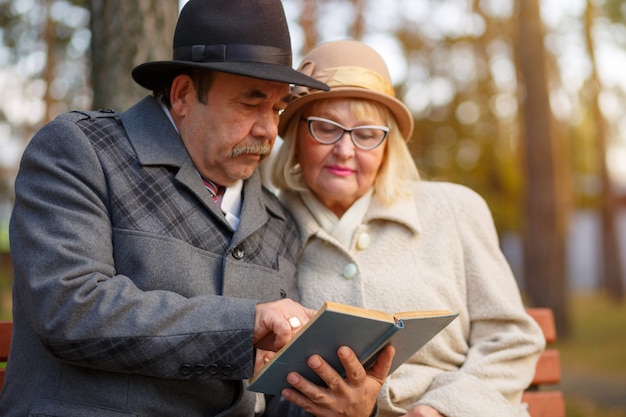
[287, 372, 300, 384]
[309, 355, 322, 368]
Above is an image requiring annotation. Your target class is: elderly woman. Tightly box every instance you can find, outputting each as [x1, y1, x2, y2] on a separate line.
[267, 40, 545, 417]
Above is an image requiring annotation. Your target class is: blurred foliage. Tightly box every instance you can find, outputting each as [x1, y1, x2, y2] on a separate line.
[0, 221, 8, 252]
[0, 0, 91, 133]
[604, 0, 626, 23]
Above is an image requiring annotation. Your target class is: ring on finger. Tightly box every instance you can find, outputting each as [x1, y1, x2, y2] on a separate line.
[288, 316, 302, 329]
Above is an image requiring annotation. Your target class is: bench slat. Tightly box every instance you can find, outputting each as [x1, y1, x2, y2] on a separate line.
[526, 308, 557, 343]
[524, 308, 566, 417]
[522, 391, 566, 417]
[531, 349, 561, 385]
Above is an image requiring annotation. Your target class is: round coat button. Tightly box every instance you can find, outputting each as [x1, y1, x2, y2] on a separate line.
[356, 232, 370, 250]
[232, 246, 245, 259]
[179, 364, 192, 376]
[208, 364, 220, 375]
[194, 364, 206, 375]
[222, 365, 233, 376]
[342, 263, 358, 279]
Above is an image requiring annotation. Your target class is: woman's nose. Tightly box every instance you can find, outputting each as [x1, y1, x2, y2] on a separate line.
[332, 132, 356, 157]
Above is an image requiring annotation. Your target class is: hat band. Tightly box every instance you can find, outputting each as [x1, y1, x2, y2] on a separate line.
[291, 65, 395, 99]
[174, 44, 291, 66]
[321, 66, 395, 97]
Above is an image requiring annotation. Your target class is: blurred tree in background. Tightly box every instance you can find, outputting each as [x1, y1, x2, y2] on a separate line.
[582, 0, 624, 303]
[1, 0, 626, 333]
[516, 0, 569, 333]
[88, 0, 176, 110]
[0, 0, 176, 318]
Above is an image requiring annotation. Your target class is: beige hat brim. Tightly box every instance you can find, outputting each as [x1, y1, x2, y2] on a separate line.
[278, 86, 414, 140]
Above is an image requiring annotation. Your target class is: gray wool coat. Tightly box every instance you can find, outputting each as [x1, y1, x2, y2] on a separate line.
[0, 96, 299, 416]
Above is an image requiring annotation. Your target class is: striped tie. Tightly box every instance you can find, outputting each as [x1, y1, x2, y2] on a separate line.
[202, 177, 225, 207]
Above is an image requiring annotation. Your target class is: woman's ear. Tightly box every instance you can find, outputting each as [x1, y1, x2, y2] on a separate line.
[169, 74, 193, 117]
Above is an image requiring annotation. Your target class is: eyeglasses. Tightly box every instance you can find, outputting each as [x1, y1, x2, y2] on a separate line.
[303, 116, 389, 150]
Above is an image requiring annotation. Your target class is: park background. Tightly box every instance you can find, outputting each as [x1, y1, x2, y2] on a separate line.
[0, 0, 625, 415]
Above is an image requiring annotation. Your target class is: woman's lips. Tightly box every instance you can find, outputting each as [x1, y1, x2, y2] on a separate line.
[326, 165, 354, 176]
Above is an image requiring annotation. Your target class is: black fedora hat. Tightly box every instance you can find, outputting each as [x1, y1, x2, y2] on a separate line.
[132, 0, 329, 92]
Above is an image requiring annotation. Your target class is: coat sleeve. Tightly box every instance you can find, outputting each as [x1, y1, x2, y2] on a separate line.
[9, 114, 258, 380]
[416, 184, 545, 417]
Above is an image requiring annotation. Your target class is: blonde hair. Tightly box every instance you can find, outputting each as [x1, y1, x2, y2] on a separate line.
[270, 98, 419, 205]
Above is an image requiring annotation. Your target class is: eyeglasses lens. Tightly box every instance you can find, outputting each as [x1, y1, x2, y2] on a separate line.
[309, 119, 387, 150]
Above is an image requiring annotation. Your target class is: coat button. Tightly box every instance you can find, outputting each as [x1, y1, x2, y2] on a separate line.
[194, 364, 206, 375]
[342, 263, 358, 279]
[232, 246, 245, 259]
[179, 364, 192, 376]
[356, 232, 370, 250]
[208, 364, 220, 375]
[222, 365, 233, 376]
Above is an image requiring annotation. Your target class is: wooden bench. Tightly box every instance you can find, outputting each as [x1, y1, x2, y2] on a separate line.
[0, 312, 566, 416]
[523, 308, 566, 417]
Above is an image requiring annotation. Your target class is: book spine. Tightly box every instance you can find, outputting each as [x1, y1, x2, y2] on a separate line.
[359, 320, 404, 370]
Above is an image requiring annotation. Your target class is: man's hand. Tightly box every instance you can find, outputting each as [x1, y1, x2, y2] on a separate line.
[253, 299, 316, 352]
[403, 405, 446, 417]
[280, 345, 395, 417]
[254, 349, 276, 374]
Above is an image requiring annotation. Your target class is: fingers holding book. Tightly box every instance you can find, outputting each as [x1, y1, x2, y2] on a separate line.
[253, 299, 316, 352]
[280, 345, 395, 417]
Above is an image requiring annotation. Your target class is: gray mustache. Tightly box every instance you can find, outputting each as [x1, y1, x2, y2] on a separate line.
[230, 143, 272, 158]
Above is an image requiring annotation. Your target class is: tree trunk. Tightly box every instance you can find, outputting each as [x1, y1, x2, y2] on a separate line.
[43, 0, 57, 123]
[515, 0, 569, 336]
[298, 0, 318, 55]
[583, 0, 624, 302]
[88, 0, 178, 111]
[350, 0, 366, 40]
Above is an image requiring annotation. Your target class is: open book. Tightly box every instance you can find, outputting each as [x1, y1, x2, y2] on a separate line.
[248, 301, 458, 395]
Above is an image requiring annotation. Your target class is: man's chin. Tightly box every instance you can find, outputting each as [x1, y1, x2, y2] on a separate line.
[231, 163, 260, 181]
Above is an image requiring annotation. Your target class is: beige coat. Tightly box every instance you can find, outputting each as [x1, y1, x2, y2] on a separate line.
[280, 181, 545, 417]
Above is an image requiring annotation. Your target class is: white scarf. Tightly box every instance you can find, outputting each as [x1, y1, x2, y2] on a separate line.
[300, 188, 373, 249]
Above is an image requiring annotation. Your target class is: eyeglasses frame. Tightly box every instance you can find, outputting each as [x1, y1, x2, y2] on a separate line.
[303, 116, 390, 150]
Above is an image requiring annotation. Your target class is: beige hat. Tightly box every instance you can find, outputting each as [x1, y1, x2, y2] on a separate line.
[278, 40, 414, 140]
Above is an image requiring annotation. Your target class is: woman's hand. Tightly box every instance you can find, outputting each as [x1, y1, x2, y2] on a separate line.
[280, 345, 395, 417]
[403, 405, 445, 417]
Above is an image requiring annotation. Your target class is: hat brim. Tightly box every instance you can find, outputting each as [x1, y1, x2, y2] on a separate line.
[132, 60, 329, 92]
[278, 87, 414, 140]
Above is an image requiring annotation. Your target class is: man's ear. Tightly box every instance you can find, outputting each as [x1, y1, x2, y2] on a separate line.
[170, 74, 194, 117]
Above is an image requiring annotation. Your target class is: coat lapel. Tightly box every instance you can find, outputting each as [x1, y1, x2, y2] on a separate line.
[119, 96, 273, 233]
[120, 96, 225, 221]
